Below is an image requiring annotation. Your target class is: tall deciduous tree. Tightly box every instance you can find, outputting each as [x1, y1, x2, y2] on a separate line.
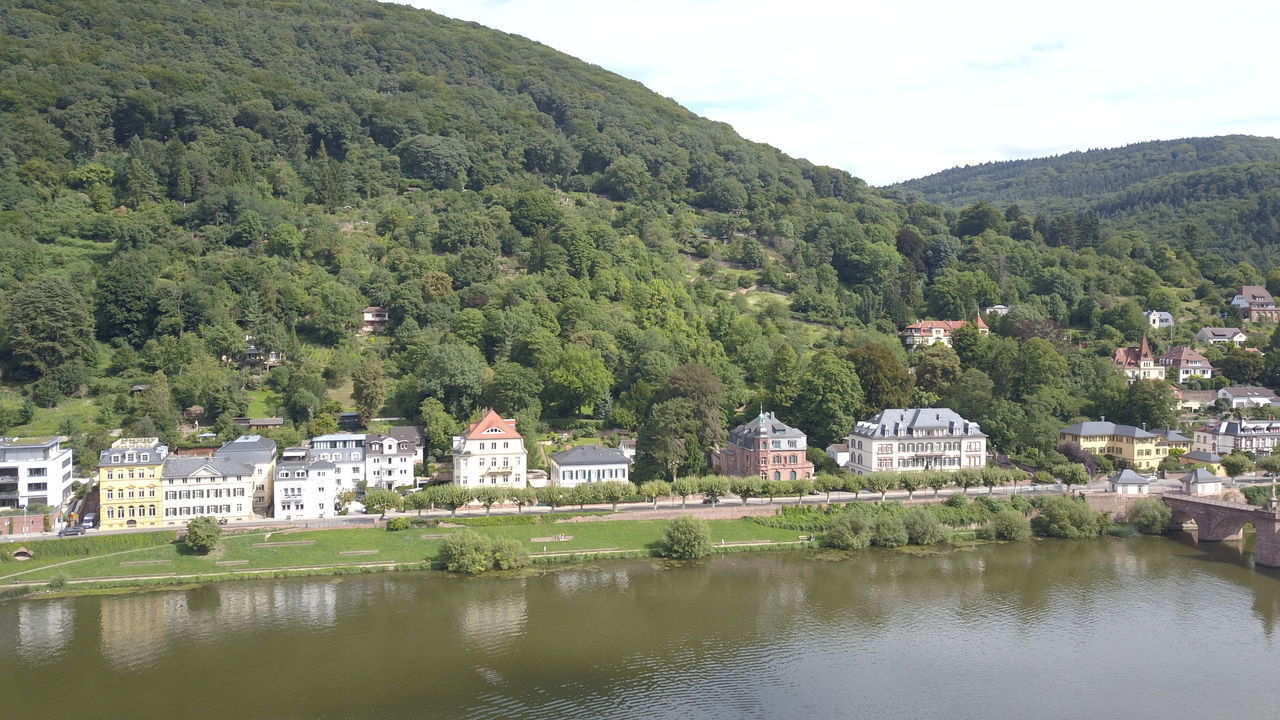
[792, 351, 863, 448]
[849, 343, 913, 412]
[96, 253, 157, 346]
[352, 357, 387, 426]
[418, 397, 458, 460]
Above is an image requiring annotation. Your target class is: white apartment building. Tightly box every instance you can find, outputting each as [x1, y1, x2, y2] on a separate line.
[365, 427, 421, 490]
[1193, 419, 1280, 456]
[451, 409, 527, 488]
[160, 457, 256, 525]
[308, 433, 367, 492]
[0, 436, 75, 509]
[549, 445, 631, 487]
[273, 453, 335, 520]
[214, 435, 278, 516]
[834, 408, 987, 475]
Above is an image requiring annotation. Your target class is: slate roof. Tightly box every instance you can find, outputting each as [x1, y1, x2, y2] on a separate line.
[853, 408, 984, 438]
[550, 445, 630, 466]
[1184, 468, 1221, 485]
[728, 411, 807, 447]
[1180, 450, 1221, 464]
[214, 435, 278, 464]
[1110, 469, 1151, 485]
[1220, 386, 1279, 399]
[162, 457, 254, 479]
[1059, 421, 1156, 439]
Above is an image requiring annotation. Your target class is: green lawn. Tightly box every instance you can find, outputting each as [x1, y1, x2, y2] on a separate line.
[1, 518, 804, 583]
[244, 389, 281, 418]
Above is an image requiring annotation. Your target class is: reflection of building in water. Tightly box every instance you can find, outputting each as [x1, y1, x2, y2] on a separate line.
[17, 599, 73, 662]
[553, 568, 631, 595]
[100, 593, 172, 669]
[458, 583, 528, 653]
[271, 582, 338, 628]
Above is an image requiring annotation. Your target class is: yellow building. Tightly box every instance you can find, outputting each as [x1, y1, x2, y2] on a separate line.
[1058, 421, 1190, 471]
[97, 438, 169, 530]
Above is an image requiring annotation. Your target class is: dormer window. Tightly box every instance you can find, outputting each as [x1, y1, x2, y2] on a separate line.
[140, 454, 149, 462]
[484, 427, 503, 434]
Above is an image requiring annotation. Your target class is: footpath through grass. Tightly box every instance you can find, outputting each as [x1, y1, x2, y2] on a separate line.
[2, 517, 805, 585]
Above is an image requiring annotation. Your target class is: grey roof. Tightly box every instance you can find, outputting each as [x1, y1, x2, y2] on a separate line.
[853, 408, 984, 439]
[1156, 428, 1191, 443]
[214, 435, 277, 464]
[1220, 386, 1278, 399]
[1110, 469, 1151, 485]
[388, 426, 420, 443]
[1185, 468, 1221, 484]
[162, 457, 254, 479]
[98, 440, 167, 466]
[1180, 450, 1221, 463]
[728, 411, 808, 446]
[1198, 327, 1244, 338]
[1059, 421, 1156, 439]
[550, 445, 631, 466]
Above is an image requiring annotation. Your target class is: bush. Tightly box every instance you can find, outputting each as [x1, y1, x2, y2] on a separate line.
[1009, 495, 1033, 515]
[902, 508, 947, 545]
[822, 513, 871, 550]
[980, 509, 1031, 541]
[439, 530, 493, 574]
[663, 516, 711, 559]
[1032, 496, 1105, 539]
[490, 538, 530, 570]
[1241, 485, 1272, 507]
[943, 493, 970, 508]
[385, 517, 412, 531]
[1126, 498, 1173, 535]
[870, 515, 909, 547]
[184, 516, 222, 554]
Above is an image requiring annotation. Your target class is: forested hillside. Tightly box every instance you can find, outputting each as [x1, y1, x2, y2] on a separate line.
[1, 0, 1276, 477]
[892, 136, 1280, 269]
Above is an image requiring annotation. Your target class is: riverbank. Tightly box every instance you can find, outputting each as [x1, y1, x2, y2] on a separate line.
[1, 514, 821, 599]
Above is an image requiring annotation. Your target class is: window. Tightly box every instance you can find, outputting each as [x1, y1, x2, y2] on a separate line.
[27, 482, 47, 492]
[26, 467, 46, 477]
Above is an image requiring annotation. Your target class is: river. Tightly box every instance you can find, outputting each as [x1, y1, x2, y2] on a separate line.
[3, 534, 1280, 719]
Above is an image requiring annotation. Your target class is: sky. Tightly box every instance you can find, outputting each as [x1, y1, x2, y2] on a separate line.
[407, 1, 1280, 186]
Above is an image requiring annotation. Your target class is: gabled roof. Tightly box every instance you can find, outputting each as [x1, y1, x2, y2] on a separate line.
[1180, 450, 1221, 464]
[1197, 327, 1245, 339]
[1112, 336, 1153, 368]
[1110, 469, 1151, 485]
[462, 408, 521, 440]
[550, 444, 630, 466]
[728, 411, 807, 445]
[1154, 428, 1191, 443]
[1158, 346, 1210, 365]
[1237, 285, 1275, 305]
[900, 317, 987, 334]
[162, 457, 253, 479]
[1219, 386, 1279, 399]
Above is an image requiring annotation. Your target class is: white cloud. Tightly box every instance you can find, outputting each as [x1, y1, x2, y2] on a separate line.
[404, 0, 1280, 185]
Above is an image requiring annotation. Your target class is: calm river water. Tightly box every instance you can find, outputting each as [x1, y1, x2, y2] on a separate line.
[3, 534, 1280, 719]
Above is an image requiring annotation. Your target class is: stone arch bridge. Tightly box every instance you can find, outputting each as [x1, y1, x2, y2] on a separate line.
[1162, 492, 1280, 567]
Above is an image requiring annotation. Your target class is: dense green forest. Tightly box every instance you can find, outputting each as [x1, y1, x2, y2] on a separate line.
[1, 0, 1277, 478]
[892, 136, 1280, 269]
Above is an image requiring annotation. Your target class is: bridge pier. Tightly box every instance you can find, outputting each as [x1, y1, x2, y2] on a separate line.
[1254, 510, 1280, 568]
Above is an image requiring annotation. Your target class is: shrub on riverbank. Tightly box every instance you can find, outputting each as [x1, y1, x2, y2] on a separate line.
[1032, 496, 1106, 539]
[491, 538, 530, 570]
[440, 531, 494, 574]
[663, 516, 712, 559]
[979, 510, 1032, 541]
[870, 515, 909, 548]
[902, 508, 947, 545]
[1126, 499, 1173, 535]
[822, 513, 871, 550]
[386, 517, 412, 531]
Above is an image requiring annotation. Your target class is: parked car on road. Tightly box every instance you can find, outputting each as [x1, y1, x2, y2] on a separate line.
[58, 526, 85, 537]
[81, 513, 96, 529]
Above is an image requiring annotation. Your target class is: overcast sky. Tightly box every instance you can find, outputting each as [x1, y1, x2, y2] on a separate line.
[408, 1, 1280, 186]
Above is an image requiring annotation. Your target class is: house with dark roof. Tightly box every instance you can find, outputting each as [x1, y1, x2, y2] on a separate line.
[1108, 469, 1152, 495]
[1193, 418, 1280, 455]
[1195, 327, 1247, 346]
[1181, 468, 1224, 495]
[1218, 386, 1280, 408]
[1158, 346, 1215, 384]
[837, 408, 986, 475]
[1058, 421, 1187, 471]
[549, 445, 631, 487]
[1230, 286, 1280, 322]
[160, 456, 255, 524]
[713, 411, 813, 481]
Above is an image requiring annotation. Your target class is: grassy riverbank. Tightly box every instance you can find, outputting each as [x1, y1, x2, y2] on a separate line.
[0, 516, 808, 593]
